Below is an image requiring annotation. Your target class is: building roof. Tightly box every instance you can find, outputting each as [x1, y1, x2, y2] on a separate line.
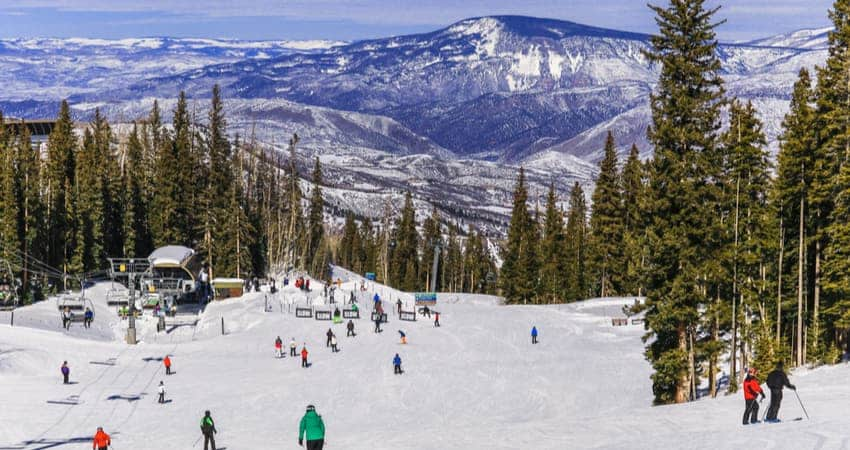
[148, 245, 195, 267]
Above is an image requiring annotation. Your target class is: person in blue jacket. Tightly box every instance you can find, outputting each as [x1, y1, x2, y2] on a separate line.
[393, 353, 403, 375]
[531, 326, 538, 344]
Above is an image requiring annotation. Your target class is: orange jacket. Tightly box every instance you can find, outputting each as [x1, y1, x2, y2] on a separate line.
[93, 430, 111, 448]
[301, 348, 308, 359]
[164, 356, 171, 367]
[743, 375, 763, 400]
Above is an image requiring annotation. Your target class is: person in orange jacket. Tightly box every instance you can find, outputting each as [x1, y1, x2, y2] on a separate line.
[742, 367, 765, 425]
[301, 345, 309, 368]
[92, 426, 111, 450]
[164, 355, 172, 375]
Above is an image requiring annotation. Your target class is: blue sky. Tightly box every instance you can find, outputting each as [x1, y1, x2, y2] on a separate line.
[0, 1, 835, 42]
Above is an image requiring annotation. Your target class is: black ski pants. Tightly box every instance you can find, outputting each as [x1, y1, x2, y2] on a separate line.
[302, 358, 308, 368]
[63, 373, 69, 384]
[394, 364, 402, 374]
[326, 336, 332, 347]
[203, 432, 216, 450]
[158, 393, 165, 403]
[743, 398, 760, 424]
[306, 439, 324, 450]
[532, 335, 538, 344]
[347, 329, 354, 337]
[291, 347, 297, 357]
[766, 388, 783, 420]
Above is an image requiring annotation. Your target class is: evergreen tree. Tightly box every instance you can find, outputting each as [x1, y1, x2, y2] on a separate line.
[203, 84, 235, 277]
[45, 100, 77, 274]
[443, 223, 463, 292]
[14, 120, 47, 300]
[70, 128, 103, 273]
[499, 168, 539, 304]
[396, 192, 421, 291]
[621, 144, 646, 295]
[306, 157, 325, 276]
[564, 182, 589, 301]
[91, 109, 123, 260]
[122, 123, 153, 257]
[539, 184, 567, 303]
[421, 207, 442, 291]
[339, 212, 358, 269]
[359, 217, 376, 274]
[642, 0, 725, 404]
[0, 113, 18, 266]
[588, 131, 624, 297]
[773, 69, 816, 367]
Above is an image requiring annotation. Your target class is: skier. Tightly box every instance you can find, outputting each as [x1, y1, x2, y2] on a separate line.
[83, 307, 94, 329]
[157, 381, 166, 404]
[290, 337, 298, 357]
[275, 336, 283, 358]
[422, 305, 431, 318]
[351, 302, 359, 313]
[396, 299, 402, 315]
[742, 367, 765, 425]
[393, 353, 403, 374]
[61, 361, 70, 384]
[531, 326, 539, 344]
[765, 361, 796, 422]
[398, 330, 407, 345]
[199, 266, 210, 303]
[330, 335, 339, 353]
[164, 355, 172, 375]
[301, 345, 309, 368]
[434, 311, 440, 327]
[326, 328, 334, 347]
[346, 320, 355, 337]
[374, 315, 382, 333]
[298, 404, 326, 450]
[62, 307, 72, 330]
[200, 410, 217, 450]
[92, 426, 111, 450]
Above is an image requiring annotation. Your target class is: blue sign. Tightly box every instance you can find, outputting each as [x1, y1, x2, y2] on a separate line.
[414, 292, 437, 305]
[365, 272, 376, 281]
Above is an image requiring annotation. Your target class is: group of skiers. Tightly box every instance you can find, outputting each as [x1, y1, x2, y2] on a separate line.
[742, 362, 798, 425]
[273, 335, 312, 367]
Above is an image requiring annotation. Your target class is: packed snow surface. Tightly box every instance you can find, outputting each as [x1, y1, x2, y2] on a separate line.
[0, 274, 842, 449]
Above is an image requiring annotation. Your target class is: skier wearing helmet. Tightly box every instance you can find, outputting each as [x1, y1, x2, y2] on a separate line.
[298, 404, 326, 449]
[742, 367, 765, 425]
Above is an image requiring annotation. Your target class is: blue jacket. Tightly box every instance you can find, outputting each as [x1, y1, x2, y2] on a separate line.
[393, 355, 401, 366]
[373, 294, 380, 303]
[398, 331, 405, 338]
[531, 327, 538, 337]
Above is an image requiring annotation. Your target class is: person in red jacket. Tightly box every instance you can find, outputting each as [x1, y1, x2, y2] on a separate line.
[164, 355, 172, 375]
[92, 426, 111, 450]
[742, 367, 765, 425]
[301, 345, 309, 368]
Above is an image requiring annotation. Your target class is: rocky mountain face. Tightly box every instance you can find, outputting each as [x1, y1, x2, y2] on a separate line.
[0, 16, 830, 233]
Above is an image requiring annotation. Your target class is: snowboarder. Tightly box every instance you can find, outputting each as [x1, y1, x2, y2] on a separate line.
[326, 328, 334, 347]
[346, 320, 355, 337]
[742, 367, 765, 425]
[766, 361, 796, 422]
[200, 410, 217, 450]
[290, 337, 297, 357]
[92, 426, 111, 450]
[61, 361, 70, 384]
[62, 307, 72, 330]
[396, 299, 402, 315]
[301, 346, 309, 368]
[275, 336, 283, 358]
[531, 326, 539, 344]
[398, 330, 407, 344]
[157, 381, 166, 404]
[330, 335, 339, 353]
[298, 404, 325, 450]
[164, 355, 172, 375]
[393, 353, 403, 374]
[83, 307, 93, 328]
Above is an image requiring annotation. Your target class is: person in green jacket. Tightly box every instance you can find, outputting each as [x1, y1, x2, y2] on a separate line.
[298, 404, 325, 449]
[200, 410, 217, 450]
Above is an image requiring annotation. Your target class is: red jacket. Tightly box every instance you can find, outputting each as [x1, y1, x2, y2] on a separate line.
[163, 356, 171, 368]
[301, 348, 308, 359]
[743, 375, 763, 400]
[93, 430, 111, 448]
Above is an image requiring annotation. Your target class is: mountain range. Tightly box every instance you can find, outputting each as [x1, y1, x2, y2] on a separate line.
[0, 16, 831, 234]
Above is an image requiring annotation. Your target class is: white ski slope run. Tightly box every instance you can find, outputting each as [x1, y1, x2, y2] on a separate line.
[0, 274, 846, 449]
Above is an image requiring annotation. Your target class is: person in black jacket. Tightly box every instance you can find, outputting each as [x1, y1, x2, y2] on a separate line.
[346, 320, 355, 337]
[326, 328, 333, 347]
[765, 361, 796, 422]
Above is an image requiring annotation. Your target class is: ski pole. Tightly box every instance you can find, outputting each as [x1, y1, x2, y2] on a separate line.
[794, 389, 810, 419]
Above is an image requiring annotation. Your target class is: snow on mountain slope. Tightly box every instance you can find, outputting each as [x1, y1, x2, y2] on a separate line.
[0, 275, 844, 449]
[744, 27, 832, 50]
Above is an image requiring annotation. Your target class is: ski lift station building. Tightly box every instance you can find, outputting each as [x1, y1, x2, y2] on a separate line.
[144, 245, 202, 303]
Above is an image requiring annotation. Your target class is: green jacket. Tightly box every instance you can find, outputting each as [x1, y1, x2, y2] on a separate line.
[299, 411, 325, 441]
[200, 415, 216, 434]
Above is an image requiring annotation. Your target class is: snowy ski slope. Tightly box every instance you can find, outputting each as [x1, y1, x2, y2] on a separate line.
[0, 274, 847, 449]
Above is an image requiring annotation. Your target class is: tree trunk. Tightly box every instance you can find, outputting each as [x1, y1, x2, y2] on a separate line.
[797, 193, 804, 367]
[730, 175, 740, 391]
[676, 323, 688, 403]
[813, 237, 821, 359]
[777, 217, 783, 347]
